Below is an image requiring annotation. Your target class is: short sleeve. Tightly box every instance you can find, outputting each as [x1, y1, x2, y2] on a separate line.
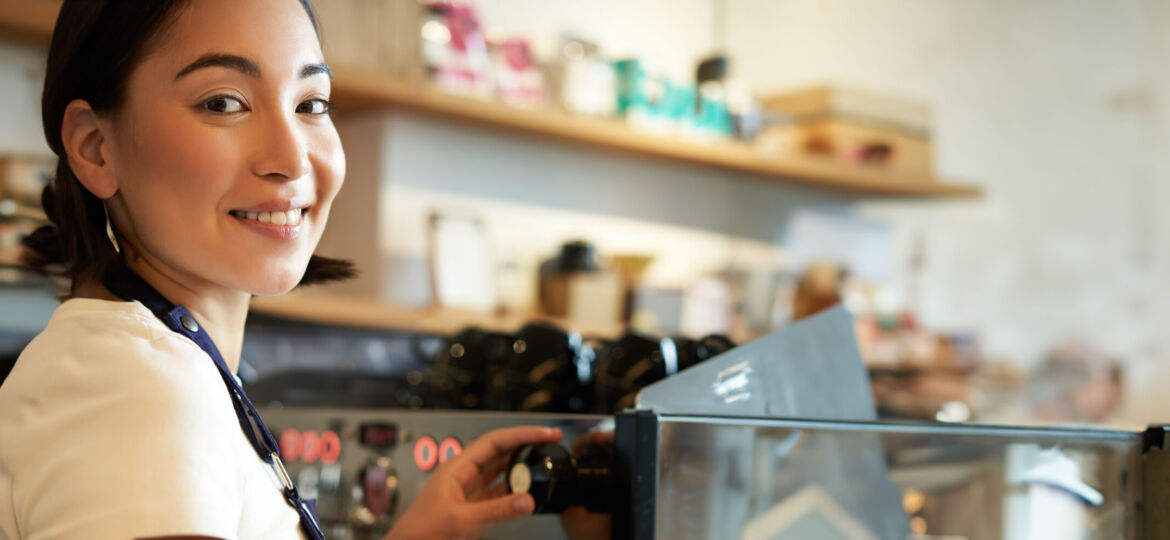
[4, 308, 245, 540]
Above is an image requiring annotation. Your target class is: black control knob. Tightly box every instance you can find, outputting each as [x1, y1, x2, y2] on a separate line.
[507, 444, 611, 514]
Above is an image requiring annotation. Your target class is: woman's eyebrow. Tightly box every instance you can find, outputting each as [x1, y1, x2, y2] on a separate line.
[301, 62, 332, 81]
[174, 53, 260, 80]
[174, 55, 331, 82]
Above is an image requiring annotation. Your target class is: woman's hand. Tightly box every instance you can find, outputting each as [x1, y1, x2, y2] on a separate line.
[383, 426, 563, 540]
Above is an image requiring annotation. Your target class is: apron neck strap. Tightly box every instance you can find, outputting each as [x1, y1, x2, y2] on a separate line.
[99, 266, 326, 540]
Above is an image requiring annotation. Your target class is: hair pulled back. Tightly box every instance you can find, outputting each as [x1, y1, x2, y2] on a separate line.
[23, 0, 354, 294]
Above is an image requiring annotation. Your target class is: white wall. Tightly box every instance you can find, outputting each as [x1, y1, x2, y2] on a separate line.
[322, 111, 798, 309]
[722, 0, 1170, 424]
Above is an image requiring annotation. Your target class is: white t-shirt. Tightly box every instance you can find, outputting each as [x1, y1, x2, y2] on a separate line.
[0, 298, 304, 540]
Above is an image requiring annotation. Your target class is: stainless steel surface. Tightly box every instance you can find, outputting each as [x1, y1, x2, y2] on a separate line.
[635, 306, 876, 421]
[646, 414, 1141, 540]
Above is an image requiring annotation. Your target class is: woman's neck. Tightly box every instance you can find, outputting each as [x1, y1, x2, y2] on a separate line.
[76, 259, 251, 374]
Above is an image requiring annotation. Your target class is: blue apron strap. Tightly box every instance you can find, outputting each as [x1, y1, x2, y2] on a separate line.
[102, 268, 326, 540]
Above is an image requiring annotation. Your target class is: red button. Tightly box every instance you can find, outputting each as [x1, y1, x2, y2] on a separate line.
[438, 437, 462, 464]
[321, 430, 342, 465]
[414, 435, 439, 472]
[279, 429, 302, 462]
[301, 430, 322, 464]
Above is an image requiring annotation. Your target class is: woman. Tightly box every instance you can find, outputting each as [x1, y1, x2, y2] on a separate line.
[0, 1, 561, 538]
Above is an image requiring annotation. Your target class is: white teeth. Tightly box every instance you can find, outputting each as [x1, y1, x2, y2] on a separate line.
[234, 208, 306, 225]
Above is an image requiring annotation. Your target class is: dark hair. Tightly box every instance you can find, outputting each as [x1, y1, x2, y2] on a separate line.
[22, 0, 354, 295]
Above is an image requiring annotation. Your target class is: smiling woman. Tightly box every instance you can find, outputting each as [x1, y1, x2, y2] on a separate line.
[24, 0, 353, 297]
[0, 1, 561, 540]
[36, 0, 350, 304]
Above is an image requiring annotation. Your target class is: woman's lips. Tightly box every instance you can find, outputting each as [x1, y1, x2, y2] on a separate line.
[230, 208, 306, 240]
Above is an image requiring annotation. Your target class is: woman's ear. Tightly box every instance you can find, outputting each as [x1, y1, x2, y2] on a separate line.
[61, 99, 118, 199]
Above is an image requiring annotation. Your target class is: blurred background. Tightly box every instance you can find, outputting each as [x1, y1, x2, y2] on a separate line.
[3, 0, 1170, 428]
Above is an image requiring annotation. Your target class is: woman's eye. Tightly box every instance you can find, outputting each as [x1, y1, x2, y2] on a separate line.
[201, 96, 245, 114]
[297, 99, 333, 115]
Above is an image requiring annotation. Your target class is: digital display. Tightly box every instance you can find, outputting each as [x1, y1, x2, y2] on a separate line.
[360, 423, 399, 448]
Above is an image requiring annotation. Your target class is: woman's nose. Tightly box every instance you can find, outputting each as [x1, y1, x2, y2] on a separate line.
[250, 111, 311, 181]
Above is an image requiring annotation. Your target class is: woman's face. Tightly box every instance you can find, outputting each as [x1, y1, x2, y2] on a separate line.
[105, 0, 344, 297]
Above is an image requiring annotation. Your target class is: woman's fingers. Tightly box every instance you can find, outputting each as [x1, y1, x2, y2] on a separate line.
[464, 426, 563, 465]
[464, 454, 512, 495]
[486, 482, 509, 499]
[459, 493, 536, 526]
[451, 426, 562, 486]
[385, 426, 568, 539]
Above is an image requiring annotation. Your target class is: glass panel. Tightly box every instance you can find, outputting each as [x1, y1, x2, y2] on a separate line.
[655, 417, 1140, 540]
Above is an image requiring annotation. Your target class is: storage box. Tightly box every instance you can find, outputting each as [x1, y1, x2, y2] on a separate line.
[542, 271, 623, 327]
[761, 85, 932, 134]
[759, 86, 935, 179]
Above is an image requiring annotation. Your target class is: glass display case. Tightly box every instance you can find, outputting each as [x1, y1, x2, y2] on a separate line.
[614, 412, 1151, 540]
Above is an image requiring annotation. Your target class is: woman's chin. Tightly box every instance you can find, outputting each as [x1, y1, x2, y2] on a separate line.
[245, 270, 305, 297]
[250, 285, 298, 298]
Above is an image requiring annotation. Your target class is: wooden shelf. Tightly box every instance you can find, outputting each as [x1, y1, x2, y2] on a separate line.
[250, 292, 624, 339]
[1, 0, 981, 198]
[331, 68, 980, 198]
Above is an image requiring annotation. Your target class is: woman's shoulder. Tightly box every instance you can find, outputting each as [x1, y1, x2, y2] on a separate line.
[0, 297, 228, 432]
[16, 297, 207, 372]
[40, 297, 183, 344]
[0, 298, 249, 538]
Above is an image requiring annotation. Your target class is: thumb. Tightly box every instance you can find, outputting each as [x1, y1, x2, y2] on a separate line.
[462, 493, 535, 526]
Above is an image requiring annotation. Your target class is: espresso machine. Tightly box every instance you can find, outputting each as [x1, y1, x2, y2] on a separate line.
[255, 308, 1167, 539]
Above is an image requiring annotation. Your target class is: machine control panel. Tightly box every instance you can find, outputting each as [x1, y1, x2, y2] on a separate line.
[259, 407, 610, 540]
